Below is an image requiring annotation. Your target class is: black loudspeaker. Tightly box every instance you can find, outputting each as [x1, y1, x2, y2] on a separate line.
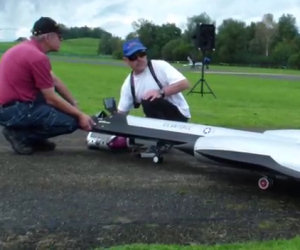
[195, 24, 215, 51]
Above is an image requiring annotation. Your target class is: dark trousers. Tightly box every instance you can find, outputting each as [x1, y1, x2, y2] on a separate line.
[141, 98, 188, 122]
[0, 100, 78, 144]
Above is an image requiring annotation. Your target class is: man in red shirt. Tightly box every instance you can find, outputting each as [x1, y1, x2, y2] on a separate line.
[0, 17, 94, 154]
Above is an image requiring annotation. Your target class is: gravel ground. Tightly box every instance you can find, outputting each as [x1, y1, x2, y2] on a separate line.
[0, 130, 300, 250]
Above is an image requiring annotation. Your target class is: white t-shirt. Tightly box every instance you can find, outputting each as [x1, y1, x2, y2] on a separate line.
[118, 60, 191, 118]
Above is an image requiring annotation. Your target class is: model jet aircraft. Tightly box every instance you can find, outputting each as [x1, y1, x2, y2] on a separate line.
[87, 98, 300, 190]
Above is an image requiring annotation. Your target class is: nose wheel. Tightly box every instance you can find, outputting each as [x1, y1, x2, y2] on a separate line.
[258, 176, 274, 190]
[138, 144, 166, 164]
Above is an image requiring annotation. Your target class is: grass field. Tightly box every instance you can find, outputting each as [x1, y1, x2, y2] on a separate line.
[99, 236, 300, 250]
[54, 37, 100, 56]
[50, 58, 300, 129]
[0, 41, 18, 52]
[0, 37, 101, 56]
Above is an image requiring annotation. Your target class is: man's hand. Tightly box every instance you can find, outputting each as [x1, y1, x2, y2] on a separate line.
[143, 89, 162, 101]
[78, 113, 96, 131]
[142, 79, 189, 101]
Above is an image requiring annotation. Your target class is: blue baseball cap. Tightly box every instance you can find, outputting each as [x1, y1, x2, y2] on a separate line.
[123, 38, 147, 57]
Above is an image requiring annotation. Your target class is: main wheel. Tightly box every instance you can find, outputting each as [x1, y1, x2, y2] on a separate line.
[153, 155, 163, 164]
[258, 176, 273, 190]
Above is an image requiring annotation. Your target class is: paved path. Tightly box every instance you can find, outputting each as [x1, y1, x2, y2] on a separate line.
[0, 130, 300, 249]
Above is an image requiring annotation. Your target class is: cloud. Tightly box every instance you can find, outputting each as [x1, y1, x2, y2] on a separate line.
[0, 0, 299, 41]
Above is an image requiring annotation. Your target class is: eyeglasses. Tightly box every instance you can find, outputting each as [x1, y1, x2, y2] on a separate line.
[127, 51, 147, 61]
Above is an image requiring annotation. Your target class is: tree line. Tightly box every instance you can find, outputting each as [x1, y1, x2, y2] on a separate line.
[61, 12, 300, 69]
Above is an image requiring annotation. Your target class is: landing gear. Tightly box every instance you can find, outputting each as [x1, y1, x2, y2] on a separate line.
[137, 143, 171, 164]
[258, 176, 274, 190]
[153, 155, 163, 164]
[138, 151, 164, 164]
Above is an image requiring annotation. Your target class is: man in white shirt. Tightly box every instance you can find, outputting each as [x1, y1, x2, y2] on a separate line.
[118, 38, 191, 122]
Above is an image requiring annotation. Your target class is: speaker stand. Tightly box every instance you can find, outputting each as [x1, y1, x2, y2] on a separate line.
[187, 50, 216, 98]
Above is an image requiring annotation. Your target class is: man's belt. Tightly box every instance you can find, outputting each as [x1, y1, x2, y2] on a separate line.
[0, 101, 33, 108]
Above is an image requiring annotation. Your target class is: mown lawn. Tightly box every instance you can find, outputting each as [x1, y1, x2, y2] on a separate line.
[51, 59, 300, 129]
[95, 236, 300, 250]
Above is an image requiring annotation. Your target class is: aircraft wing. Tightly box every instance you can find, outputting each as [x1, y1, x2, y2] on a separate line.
[92, 113, 200, 145]
[194, 136, 300, 179]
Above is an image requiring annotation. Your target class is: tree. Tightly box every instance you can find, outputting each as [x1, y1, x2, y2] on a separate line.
[247, 22, 264, 55]
[125, 32, 138, 40]
[131, 19, 182, 59]
[288, 53, 300, 69]
[288, 36, 300, 69]
[268, 14, 299, 68]
[161, 38, 193, 61]
[111, 37, 123, 59]
[98, 33, 123, 58]
[215, 19, 248, 63]
[248, 14, 277, 57]
[98, 33, 113, 55]
[271, 41, 297, 67]
[132, 19, 160, 58]
[61, 25, 109, 39]
[156, 23, 182, 49]
[272, 14, 298, 46]
[260, 14, 277, 57]
[183, 12, 214, 43]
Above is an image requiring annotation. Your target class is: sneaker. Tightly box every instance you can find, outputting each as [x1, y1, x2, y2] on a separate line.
[32, 140, 56, 152]
[2, 127, 33, 155]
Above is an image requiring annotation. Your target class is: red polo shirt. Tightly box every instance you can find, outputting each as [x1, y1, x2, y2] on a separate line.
[0, 39, 54, 104]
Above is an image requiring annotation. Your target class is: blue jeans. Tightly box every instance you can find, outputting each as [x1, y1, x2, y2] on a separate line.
[141, 99, 188, 122]
[0, 101, 78, 144]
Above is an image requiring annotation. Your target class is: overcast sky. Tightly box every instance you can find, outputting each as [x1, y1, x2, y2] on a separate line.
[0, 0, 300, 41]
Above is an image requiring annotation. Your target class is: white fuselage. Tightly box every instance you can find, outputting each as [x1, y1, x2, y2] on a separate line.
[92, 114, 300, 179]
[126, 116, 300, 177]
